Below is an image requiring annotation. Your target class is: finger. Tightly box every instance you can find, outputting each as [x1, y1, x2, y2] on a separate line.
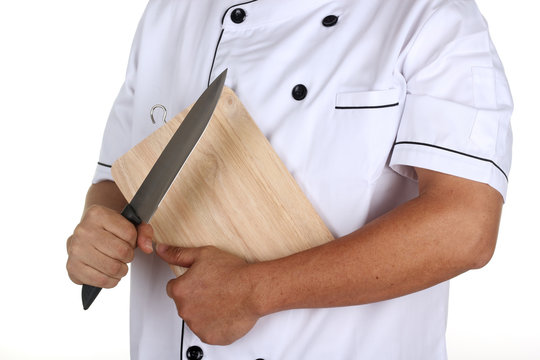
[103, 215, 138, 248]
[67, 259, 121, 289]
[66, 236, 72, 254]
[136, 223, 154, 254]
[166, 278, 179, 300]
[76, 225, 135, 264]
[98, 238, 135, 265]
[85, 250, 129, 280]
[70, 238, 130, 280]
[156, 245, 196, 268]
[84, 205, 138, 248]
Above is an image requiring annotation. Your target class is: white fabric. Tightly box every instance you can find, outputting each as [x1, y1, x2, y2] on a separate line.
[92, 0, 513, 359]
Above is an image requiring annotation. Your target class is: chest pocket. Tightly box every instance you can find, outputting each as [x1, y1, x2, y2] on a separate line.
[311, 89, 402, 184]
[335, 89, 401, 110]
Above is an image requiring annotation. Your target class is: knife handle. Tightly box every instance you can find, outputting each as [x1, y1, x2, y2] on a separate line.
[81, 203, 142, 310]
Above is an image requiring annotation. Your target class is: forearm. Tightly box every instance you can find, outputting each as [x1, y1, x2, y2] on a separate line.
[154, 169, 503, 345]
[250, 172, 503, 316]
[83, 181, 127, 214]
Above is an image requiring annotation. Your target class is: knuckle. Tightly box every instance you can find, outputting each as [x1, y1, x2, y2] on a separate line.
[66, 236, 73, 253]
[94, 275, 107, 288]
[97, 275, 117, 289]
[68, 240, 83, 258]
[115, 242, 134, 262]
[102, 279, 118, 289]
[199, 245, 215, 256]
[72, 224, 86, 239]
[172, 250, 185, 264]
[166, 281, 174, 298]
[141, 223, 154, 238]
[66, 260, 78, 278]
[118, 263, 128, 277]
[126, 249, 135, 262]
[73, 224, 93, 245]
[103, 279, 120, 289]
[118, 263, 129, 278]
[123, 224, 138, 241]
[108, 261, 124, 277]
[85, 205, 105, 220]
[171, 284, 183, 299]
[168, 280, 184, 300]
[66, 236, 75, 254]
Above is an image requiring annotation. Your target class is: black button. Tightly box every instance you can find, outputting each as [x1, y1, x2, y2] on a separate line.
[231, 8, 246, 24]
[322, 15, 339, 27]
[186, 346, 204, 360]
[292, 84, 308, 101]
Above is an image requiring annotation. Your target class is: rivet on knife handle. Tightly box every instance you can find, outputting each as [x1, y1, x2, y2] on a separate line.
[81, 204, 142, 310]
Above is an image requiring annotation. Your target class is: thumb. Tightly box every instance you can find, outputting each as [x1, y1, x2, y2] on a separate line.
[136, 223, 154, 254]
[156, 244, 196, 268]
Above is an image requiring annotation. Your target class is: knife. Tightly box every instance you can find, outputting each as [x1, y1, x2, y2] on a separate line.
[82, 69, 228, 310]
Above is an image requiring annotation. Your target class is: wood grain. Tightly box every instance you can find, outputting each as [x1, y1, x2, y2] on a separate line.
[112, 87, 334, 276]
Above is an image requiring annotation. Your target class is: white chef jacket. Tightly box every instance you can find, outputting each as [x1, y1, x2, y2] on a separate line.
[93, 0, 513, 359]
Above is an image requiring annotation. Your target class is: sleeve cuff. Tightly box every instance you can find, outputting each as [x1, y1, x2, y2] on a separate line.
[92, 162, 114, 184]
[390, 142, 508, 201]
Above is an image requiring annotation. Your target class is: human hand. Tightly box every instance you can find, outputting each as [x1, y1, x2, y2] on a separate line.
[66, 205, 154, 288]
[156, 245, 260, 345]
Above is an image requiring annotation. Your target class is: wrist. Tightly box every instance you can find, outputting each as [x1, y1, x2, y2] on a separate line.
[245, 260, 286, 318]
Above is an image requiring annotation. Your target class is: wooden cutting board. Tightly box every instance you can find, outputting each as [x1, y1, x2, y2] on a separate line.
[112, 87, 334, 276]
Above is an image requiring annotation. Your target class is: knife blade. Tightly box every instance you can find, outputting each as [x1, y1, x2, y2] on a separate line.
[82, 69, 228, 310]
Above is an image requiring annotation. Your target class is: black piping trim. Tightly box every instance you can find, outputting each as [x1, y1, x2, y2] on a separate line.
[179, 320, 185, 359]
[207, 29, 224, 87]
[394, 141, 508, 181]
[97, 162, 112, 168]
[208, 0, 259, 86]
[335, 102, 399, 110]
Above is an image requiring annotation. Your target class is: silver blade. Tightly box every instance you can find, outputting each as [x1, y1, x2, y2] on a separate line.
[129, 69, 227, 222]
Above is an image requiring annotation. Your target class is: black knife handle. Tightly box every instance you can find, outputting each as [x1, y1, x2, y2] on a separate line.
[81, 203, 143, 310]
[121, 203, 143, 227]
[82, 284, 102, 310]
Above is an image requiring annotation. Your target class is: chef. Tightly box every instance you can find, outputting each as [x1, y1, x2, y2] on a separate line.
[66, 0, 513, 359]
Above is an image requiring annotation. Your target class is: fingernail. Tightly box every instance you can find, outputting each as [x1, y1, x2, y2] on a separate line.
[145, 240, 153, 253]
[156, 244, 169, 253]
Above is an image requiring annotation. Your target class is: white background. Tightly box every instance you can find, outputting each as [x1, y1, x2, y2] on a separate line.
[0, 1, 538, 359]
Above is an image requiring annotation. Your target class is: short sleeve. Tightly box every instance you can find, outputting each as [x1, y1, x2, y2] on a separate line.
[92, 8, 146, 184]
[390, 0, 513, 200]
